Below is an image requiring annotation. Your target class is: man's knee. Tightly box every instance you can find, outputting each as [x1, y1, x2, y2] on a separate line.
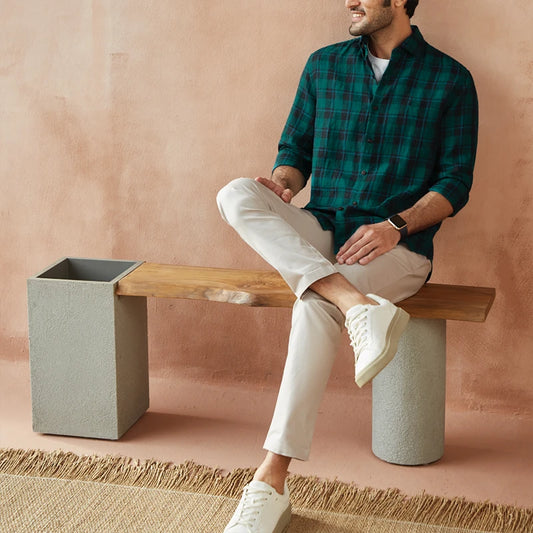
[216, 177, 259, 224]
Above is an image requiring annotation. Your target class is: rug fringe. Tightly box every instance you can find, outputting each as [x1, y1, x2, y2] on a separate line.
[287, 474, 533, 532]
[1, 448, 531, 533]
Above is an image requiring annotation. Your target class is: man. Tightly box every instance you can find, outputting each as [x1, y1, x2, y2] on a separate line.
[217, 0, 478, 531]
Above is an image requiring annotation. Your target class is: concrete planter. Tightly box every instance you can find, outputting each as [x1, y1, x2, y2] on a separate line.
[27, 257, 148, 440]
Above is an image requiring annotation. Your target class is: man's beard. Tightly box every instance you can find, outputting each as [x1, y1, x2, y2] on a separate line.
[348, 8, 394, 37]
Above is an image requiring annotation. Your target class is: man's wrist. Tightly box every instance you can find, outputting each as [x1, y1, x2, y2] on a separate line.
[271, 165, 305, 196]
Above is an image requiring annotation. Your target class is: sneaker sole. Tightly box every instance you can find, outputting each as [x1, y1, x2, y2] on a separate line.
[355, 308, 410, 388]
[274, 504, 292, 533]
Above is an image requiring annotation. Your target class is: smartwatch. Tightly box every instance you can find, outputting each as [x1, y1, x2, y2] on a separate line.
[387, 214, 408, 239]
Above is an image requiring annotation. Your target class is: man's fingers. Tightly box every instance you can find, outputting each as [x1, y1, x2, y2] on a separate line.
[337, 237, 357, 259]
[337, 221, 401, 266]
[337, 226, 367, 256]
[337, 231, 369, 263]
[255, 176, 279, 191]
[280, 189, 293, 203]
[255, 177, 292, 203]
[342, 242, 378, 265]
[358, 249, 381, 265]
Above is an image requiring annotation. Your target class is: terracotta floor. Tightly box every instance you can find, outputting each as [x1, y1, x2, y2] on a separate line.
[1, 359, 532, 509]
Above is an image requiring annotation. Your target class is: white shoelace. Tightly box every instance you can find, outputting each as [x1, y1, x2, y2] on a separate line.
[234, 485, 273, 529]
[345, 306, 369, 360]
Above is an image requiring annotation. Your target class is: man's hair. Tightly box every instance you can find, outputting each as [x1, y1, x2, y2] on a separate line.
[404, 0, 419, 18]
[383, 0, 419, 18]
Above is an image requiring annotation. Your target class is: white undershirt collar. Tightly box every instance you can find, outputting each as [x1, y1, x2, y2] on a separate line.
[367, 49, 390, 83]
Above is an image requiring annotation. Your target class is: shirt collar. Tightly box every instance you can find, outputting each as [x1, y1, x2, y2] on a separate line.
[399, 25, 425, 57]
[356, 25, 426, 59]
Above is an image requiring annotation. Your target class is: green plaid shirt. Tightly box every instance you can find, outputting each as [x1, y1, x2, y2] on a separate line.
[273, 26, 478, 262]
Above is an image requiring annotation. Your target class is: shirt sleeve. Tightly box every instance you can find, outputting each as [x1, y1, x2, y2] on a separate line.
[272, 56, 316, 183]
[429, 70, 479, 215]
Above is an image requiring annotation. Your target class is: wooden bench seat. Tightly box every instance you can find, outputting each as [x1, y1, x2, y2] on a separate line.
[116, 263, 495, 322]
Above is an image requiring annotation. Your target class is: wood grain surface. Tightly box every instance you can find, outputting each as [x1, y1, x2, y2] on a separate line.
[116, 263, 495, 322]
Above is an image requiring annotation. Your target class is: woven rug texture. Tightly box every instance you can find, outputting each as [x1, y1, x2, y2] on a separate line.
[1, 449, 532, 533]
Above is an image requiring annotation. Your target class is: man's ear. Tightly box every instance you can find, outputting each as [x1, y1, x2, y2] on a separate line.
[393, 0, 408, 10]
[392, 0, 410, 18]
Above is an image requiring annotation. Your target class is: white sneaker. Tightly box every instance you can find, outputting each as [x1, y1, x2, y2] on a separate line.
[345, 294, 410, 388]
[224, 480, 291, 533]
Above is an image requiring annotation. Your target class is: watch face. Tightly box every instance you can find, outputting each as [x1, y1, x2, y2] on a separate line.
[389, 214, 407, 229]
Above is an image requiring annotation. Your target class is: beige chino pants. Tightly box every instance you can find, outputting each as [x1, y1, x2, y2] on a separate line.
[217, 177, 431, 460]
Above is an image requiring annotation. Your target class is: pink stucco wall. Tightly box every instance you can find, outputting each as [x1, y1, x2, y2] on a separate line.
[1, 1, 532, 416]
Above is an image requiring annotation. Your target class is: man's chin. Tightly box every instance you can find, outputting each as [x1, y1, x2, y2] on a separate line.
[348, 22, 366, 37]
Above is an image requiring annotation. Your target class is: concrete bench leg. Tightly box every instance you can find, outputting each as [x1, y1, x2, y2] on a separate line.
[372, 317, 446, 465]
[28, 258, 149, 440]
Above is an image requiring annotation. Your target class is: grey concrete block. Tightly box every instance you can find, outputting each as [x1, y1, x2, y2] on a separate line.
[372, 317, 446, 465]
[27, 257, 148, 440]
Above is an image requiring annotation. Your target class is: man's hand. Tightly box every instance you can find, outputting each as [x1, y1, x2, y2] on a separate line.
[255, 176, 294, 204]
[336, 221, 401, 266]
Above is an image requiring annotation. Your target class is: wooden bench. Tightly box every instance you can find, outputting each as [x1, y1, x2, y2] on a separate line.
[116, 263, 494, 322]
[28, 258, 494, 464]
[116, 263, 495, 466]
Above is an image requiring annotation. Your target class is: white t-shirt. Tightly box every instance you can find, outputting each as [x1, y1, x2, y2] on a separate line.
[368, 50, 390, 83]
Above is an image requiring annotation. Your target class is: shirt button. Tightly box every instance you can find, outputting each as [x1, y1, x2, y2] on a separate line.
[337, 207, 344, 211]
[361, 170, 368, 176]
[367, 138, 374, 143]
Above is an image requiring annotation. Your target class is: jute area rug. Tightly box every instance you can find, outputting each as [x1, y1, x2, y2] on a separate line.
[1, 449, 531, 533]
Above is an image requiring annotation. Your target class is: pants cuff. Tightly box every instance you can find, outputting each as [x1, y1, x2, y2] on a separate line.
[294, 264, 338, 299]
[263, 437, 310, 462]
